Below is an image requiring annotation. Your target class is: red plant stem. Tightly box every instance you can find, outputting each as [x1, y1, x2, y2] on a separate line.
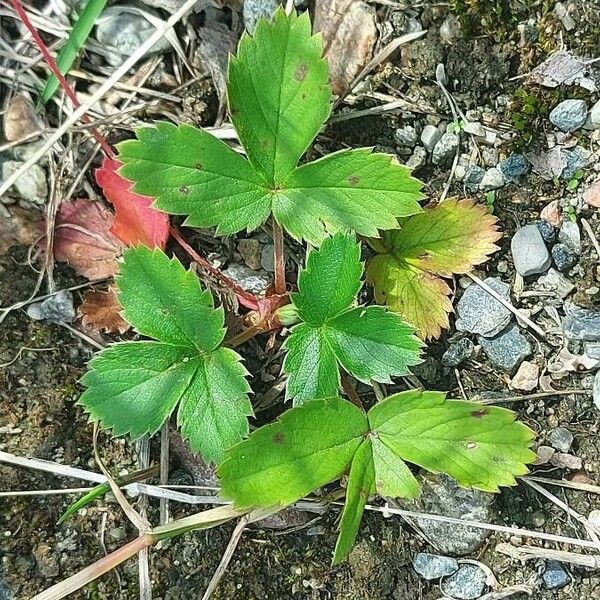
[33, 534, 154, 600]
[169, 226, 260, 311]
[272, 220, 286, 296]
[11, 0, 114, 158]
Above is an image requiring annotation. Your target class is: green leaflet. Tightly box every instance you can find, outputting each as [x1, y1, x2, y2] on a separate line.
[117, 10, 423, 246]
[218, 390, 536, 563]
[282, 233, 422, 404]
[79, 247, 252, 464]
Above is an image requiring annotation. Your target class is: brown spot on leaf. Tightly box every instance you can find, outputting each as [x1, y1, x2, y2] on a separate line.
[195, 163, 203, 170]
[179, 186, 190, 195]
[466, 441, 477, 450]
[272, 431, 285, 444]
[294, 63, 308, 81]
[348, 175, 360, 186]
[471, 408, 489, 419]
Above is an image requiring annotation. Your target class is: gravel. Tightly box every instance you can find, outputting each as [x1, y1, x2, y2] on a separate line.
[455, 277, 512, 337]
[594, 371, 600, 409]
[223, 263, 271, 295]
[542, 561, 571, 590]
[243, 0, 279, 32]
[440, 564, 487, 599]
[549, 99, 588, 132]
[406, 146, 427, 171]
[463, 165, 485, 193]
[478, 323, 532, 373]
[548, 427, 574, 453]
[420, 124, 442, 152]
[535, 220, 557, 244]
[261, 244, 275, 272]
[395, 125, 418, 147]
[550, 453, 582, 470]
[412, 553, 458, 580]
[538, 268, 575, 299]
[441, 338, 474, 367]
[511, 224, 551, 277]
[562, 306, 600, 341]
[510, 360, 539, 391]
[1, 160, 47, 204]
[558, 220, 581, 255]
[27, 291, 76, 324]
[552, 243, 578, 272]
[498, 153, 529, 182]
[589, 99, 600, 129]
[479, 167, 505, 191]
[432, 132, 459, 165]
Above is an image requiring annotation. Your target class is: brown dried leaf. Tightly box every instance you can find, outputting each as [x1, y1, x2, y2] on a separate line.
[0, 205, 42, 255]
[53, 199, 123, 280]
[79, 286, 131, 334]
[314, 0, 377, 96]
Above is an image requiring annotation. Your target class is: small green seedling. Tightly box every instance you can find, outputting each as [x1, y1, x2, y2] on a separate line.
[75, 8, 535, 570]
[567, 169, 584, 191]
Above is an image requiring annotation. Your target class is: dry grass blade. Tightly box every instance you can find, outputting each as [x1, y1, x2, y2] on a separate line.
[496, 542, 600, 569]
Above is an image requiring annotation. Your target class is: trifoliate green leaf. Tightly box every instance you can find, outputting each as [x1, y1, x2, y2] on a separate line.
[79, 247, 252, 463]
[367, 198, 501, 340]
[116, 11, 423, 246]
[371, 437, 420, 499]
[228, 9, 331, 185]
[368, 389, 536, 492]
[218, 397, 368, 508]
[333, 438, 375, 565]
[283, 233, 422, 404]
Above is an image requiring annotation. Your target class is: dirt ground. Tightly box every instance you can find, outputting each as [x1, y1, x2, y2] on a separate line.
[2, 0, 600, 598]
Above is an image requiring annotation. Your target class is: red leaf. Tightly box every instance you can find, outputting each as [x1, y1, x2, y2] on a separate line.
[54, 199, 123, 279]
[95, 157, 169, 249]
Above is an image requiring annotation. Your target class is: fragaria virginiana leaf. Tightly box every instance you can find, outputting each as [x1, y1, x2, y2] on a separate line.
[116, 10, 423, 246]
[282, 232, 422, 404]
[366, 198, 501, 340]
[79, 247, 252, 463]
[95, 157, 169, 249]
[218, 390, 536, 563]
[53, 198, 123, 280]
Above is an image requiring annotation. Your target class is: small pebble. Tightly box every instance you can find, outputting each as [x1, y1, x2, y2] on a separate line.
[589, 99, 600, 129]
[464, 166, 485, 193]
[511, 225, 551, 277]
[549, 99, 588, 132]
[27, 290, 76, 324]
[432, 132, 459, 165]
[563, 307, 600, 341]
[499, 153, 530, 183]
[237, 238, 262, 270]
[243, 0, 279, 32]
[510, 360, 539, 391]
[534, 445, 555, 465]
[406, 146, 427, 171]
[261, 244, 275, 272]
[440, 564, 487, 600]
[583, 180, 600, 208]
[552, 243, 577, 272]
[464, 121, 485, 137]
[558, 220, 581, 255]
[594, 371, 600, 409]
[412, 553, 458, 580]
[561, 146, 590, 179]
[222, 263, 271, 295]
[478, 323, 532, 374]
[1, 160, 47, 204]
[395, 125, 418, 147]
[455, 277, 512, 337]
[542, 560, 571, 590]
[548, 427, 574, 453]
[479, 167, 505, 192]
[550, 453, 582, 470]
[540, 200, 561, 226]
[538, 268, 575, 299]
[441, 338, 474, 368]
[535, 220, 557, 244]
[421, 125, 442, 153]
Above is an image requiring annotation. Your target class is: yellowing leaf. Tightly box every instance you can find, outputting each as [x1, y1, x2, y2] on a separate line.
[366, 198, 501, 340]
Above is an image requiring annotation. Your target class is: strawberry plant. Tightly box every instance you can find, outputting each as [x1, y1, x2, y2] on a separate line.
[68, 7, 535, 585]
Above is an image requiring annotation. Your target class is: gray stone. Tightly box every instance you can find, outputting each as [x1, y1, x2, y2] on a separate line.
[261, 244, 275, 272]
[412, 553, 458, 580]
[406, 146, 427, 171]
[432, 132, 459, 165]
[464, 166, 485, 193]
[440, 564, 487, 600]
[511, 225, 551, 277]
[479, 323, 532, 373]
[1, 160, 47, 204]
[549, 99, 588, 132]
[95, 7, 171, 67]
[561, 146, 591, 179]
[242, 0, 279, 32]
[548, 427, 574, 452]
[456, 277, 512, 337]
[223, 263, 271, 295]
[550, 452, 582, 470]
[585, 342, 600, 360]
[552, 243, 578, 272]
[558, 220, 581, 254]
[589, 99, 600, 129]
[499, 153, 530, 183]
[542, 561, 571, 590]
[27, 290, 76, 324]
[594, 371, 600, 410]
[441, 338, 474, 367]
[538, 268, 575, 299]
[562, 306, 600, 341]
[479, 167, 505, 191]
[464, 121, 485, 137]
[404, 474, 494, 555]
[395, 125, 418, 147]
[535, 220, 557, 244]
[421, 125, 442, 152]
[535, 445, 555, 465]
[481, 147, 498, 167]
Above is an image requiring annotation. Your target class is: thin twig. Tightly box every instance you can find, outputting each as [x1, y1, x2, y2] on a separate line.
[272, 219, 286, 295]
[159, 424, 170, 525]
